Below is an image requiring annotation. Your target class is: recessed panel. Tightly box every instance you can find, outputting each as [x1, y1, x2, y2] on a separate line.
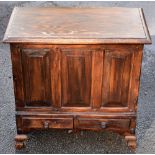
[61, 49, 91, 107]
[22, 49, 51, 106]
[102, 49, 132, 107]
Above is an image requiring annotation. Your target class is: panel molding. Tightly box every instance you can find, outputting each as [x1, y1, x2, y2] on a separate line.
[61, 48, 92, 107]
[102, 48, 133, 108]
[21, 48, 51, 107]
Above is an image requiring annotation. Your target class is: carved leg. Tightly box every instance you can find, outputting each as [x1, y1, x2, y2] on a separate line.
[15, 134, 28, 150]
[125, 135, 137, 151]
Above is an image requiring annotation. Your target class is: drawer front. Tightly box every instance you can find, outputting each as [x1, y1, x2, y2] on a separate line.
[22, 117, 73, 129]
[77, 118, 130, 130]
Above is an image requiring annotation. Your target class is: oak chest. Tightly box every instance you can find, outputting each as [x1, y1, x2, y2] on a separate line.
[3, 7, 151, 151]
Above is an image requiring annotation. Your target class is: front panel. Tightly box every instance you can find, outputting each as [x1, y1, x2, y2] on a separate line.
[102, 47, 133, 109]
[11, 44, 142, 113]
[61, 48, 92, 107]
[21, 49, 52, 107]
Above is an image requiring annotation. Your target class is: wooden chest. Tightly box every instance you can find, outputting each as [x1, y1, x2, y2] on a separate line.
[3, 7, 151, 150]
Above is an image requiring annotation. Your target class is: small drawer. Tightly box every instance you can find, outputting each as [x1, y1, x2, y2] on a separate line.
[22, 117, 73, 129]
[77, 118, 130, 130]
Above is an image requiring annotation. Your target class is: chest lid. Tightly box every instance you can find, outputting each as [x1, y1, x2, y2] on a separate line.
[3, 7, 151, 44]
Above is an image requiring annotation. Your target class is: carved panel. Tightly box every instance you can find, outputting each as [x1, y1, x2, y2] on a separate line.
[61, 49, 92, 107]
[21, 49, 51, 107]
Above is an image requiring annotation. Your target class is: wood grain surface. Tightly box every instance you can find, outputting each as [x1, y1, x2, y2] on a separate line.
[3, 7, 151, 44]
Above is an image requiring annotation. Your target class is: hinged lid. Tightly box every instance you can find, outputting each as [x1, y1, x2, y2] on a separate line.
[3, 7, 151, 44]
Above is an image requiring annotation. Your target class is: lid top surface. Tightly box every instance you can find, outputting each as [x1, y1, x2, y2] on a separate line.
[3, 7, 151, 44]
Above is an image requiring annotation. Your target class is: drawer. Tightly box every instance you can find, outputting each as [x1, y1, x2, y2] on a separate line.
[22, 117, 73, 129]
[77, 118, 130, 130]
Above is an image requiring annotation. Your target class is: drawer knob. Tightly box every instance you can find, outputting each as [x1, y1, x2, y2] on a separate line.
[101, 122, 107, 129]
[44, 121, 49, 129]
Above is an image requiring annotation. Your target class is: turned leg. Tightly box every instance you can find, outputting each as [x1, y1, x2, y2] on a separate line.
[15, 134, 28, 150]
[125, 135, 136, 151]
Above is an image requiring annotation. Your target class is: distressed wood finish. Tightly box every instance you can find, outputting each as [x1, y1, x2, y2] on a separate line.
[76, 118, 130, 130]
[102, 46, 134, 108]
[22, 117, 73, 129]
[3, 7, 151, 151]
[3, 7, 151, 44]
[21, 48, 51, 107]
[61, 48, 92, 107]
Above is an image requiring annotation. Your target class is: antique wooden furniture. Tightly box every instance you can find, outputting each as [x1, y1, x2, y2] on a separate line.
[3, 7, 151, 151]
